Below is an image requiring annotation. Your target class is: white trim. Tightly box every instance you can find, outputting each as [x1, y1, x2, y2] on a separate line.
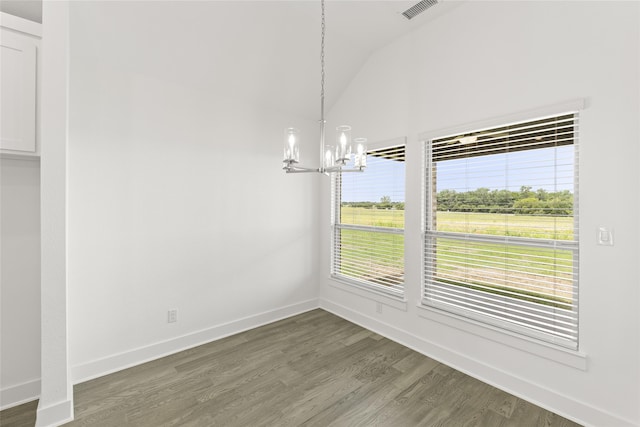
[328, 277, 408, 311]
[319, 299, 635, 427]
[35, 399, 73, 427]
[38, 3, 72, 426]
[0, 378, 40, 410]
[71, 299, 320, 384]
[418, 98, 586, 142]
[0, 12, 42, 37]
[416, 303, 587, 370]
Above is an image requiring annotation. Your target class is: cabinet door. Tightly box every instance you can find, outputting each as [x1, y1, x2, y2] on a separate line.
[1, 28, 37, 153]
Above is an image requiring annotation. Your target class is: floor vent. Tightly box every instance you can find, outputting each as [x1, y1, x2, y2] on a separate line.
[402, 0, 438, 20]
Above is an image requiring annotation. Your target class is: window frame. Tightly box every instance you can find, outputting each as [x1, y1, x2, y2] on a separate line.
[420, 103, 582, 350]
[331, 138, 407, 298]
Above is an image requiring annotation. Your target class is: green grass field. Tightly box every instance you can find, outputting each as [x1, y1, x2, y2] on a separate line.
[337, 206, 576, 306]
[340, 207, 404, 229]
[434, 211, 574, 241]
[340, 207, 574, 239]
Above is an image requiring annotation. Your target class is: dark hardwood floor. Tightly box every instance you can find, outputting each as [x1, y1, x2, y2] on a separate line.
[0, 401, 37, 427]
[0, 309, 581, 427]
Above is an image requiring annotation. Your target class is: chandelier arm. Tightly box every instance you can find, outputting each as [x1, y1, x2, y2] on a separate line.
[284, 166, 323, 173]
[325, 166, 364, 173]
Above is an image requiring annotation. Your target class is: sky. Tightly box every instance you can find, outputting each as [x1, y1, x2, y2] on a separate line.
[341, 145, 574, 203]
[437, 145, 575, 194]
[341, 154, 406, 203]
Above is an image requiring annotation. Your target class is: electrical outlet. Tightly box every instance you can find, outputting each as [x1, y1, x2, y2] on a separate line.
[376, 302, 383, 314]
[168, 309, 178, 323]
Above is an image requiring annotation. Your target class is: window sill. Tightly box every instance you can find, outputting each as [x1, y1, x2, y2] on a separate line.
[416, 303, 588, 371]
[328, 277, 408, 311]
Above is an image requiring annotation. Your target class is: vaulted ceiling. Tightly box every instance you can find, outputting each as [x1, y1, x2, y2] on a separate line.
[4, 1, 462, 120]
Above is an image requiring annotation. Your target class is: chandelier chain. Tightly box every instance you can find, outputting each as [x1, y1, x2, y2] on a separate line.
[320, 0, 325, 121]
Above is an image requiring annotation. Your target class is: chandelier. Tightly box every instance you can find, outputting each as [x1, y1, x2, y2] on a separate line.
[282, 0, 367, 174]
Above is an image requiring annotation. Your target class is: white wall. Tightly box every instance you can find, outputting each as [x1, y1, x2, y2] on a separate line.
[67, 2, 320, 381]
[321, 2, 639, 427]
[0, 158, 41, 408]
[0, 11, 43, 411]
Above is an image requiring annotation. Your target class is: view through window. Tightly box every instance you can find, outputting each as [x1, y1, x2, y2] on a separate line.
[332, 145, 406, 294]
[423, 114, 579, 348]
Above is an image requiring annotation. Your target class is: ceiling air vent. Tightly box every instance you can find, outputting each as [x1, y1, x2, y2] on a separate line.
[402, 0, 438, 20]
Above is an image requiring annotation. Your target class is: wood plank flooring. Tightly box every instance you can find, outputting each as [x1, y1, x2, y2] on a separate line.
[0, 309, 581, 427]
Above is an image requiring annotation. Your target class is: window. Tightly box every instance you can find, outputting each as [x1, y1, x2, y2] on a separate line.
[332, 143, 406, 295]
[423, 114, 579, 349]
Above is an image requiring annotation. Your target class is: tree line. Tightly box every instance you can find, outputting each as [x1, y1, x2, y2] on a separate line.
[343, 195, 405, 210]
[436, 186, 573, 215]
[342, 186, 574, 216]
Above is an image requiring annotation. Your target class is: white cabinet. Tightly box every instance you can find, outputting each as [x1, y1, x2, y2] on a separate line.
[1, 14, 40, 156]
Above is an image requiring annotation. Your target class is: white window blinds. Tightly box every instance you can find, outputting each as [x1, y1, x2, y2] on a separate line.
[423, 114, 579, 349]
[332, 145, 406, 294]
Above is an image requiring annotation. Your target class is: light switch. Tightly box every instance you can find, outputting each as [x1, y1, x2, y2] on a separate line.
[597, 227, 614, 246]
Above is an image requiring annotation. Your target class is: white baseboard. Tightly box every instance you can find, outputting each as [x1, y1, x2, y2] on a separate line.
[35, 398, 73, 427]
[0, 378, 40, 410]
[72, 299, 320, 384]
[319, 298, 636, 427]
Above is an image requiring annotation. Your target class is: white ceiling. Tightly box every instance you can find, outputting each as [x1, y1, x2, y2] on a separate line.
[4, 1, 462, 120]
